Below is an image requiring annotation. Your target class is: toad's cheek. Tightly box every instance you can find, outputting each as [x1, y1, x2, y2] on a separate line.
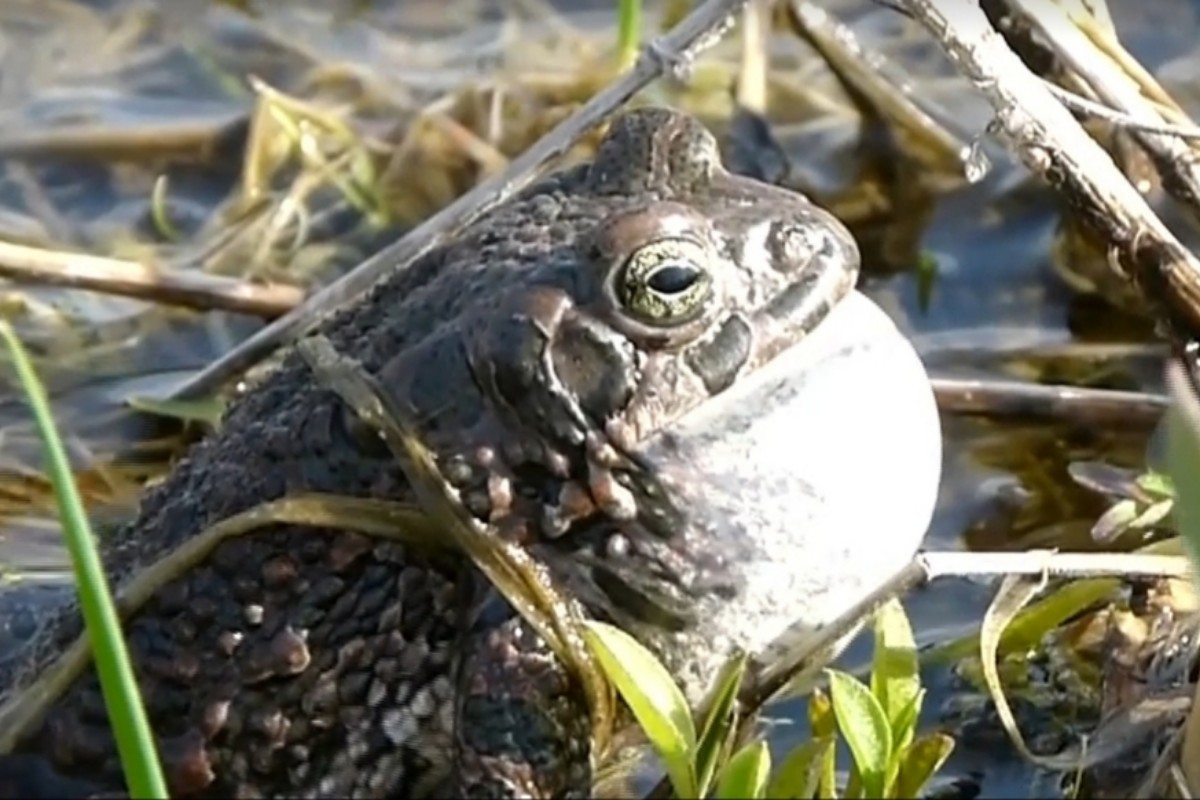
[631, 289, 943, 705]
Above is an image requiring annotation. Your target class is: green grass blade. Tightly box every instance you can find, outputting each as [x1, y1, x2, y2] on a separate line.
[923, 577, 1120, 664]
[616, 0, 642, 71]
[885, 688, 926, 793]
[582, 620, 698, 798]
[694, 650, 748, 795]
[0, 321, 167, 799]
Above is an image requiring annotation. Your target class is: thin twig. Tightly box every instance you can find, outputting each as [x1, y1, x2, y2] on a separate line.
[898, 0, 1200, 339]
[1135, 717, 1187, 798]
[787, 0, 969, 170]
[1042, 80, 1200, 142]
[1170, 763, 1197, 799]
[736, 0, 770, 113]
[0, 240, 304, 318]
[921, 549, 1191, 580]
[930, 376, 1169, 428]
[1007, 0, 1200, 221]
[167, 0, 752, 402]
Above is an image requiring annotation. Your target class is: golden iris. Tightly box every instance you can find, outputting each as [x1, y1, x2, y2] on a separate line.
[618, 239, 713, 326]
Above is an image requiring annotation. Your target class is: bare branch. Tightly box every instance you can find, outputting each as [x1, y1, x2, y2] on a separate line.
[931, 376, 1169, 428]
[900, 0, 1200, 339]
[1008, 0, 1200, 218]
[0, 241, 303, 318]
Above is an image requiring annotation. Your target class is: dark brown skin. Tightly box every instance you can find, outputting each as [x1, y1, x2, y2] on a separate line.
[0, 107, 858, 799]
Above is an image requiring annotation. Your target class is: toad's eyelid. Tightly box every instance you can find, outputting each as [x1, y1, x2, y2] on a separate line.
[625, 237, 709, 272]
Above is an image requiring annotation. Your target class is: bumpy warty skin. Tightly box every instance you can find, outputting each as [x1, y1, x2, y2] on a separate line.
[0, 106, 879, 799]
[0, 165, 650, 798]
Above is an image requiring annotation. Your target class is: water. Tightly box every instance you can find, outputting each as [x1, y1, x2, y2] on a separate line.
[0, 0, 1196, 796]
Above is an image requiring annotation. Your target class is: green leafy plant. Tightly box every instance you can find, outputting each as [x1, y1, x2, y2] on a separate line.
[584, 597, 954, 799]
[0, 321, 168, 798]
[1068, 461, 1175, 544]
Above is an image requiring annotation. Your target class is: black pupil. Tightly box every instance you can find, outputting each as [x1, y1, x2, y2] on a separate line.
[648, 263, 700, 294]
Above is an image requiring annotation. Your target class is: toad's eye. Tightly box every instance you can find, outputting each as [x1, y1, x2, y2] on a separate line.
[618, 238, 714, 327]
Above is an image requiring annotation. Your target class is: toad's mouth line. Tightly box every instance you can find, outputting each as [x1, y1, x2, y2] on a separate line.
[663, 282, 860, 436]
[741, 256, 858, 376]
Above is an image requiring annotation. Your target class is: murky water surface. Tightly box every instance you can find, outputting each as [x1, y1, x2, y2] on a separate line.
[0, 0, 1197, 796]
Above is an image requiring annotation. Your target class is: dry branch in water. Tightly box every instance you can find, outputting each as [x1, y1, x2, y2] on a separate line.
[900, 0, 1200, 341]
[1006, 0, 1200, 220]
[0, 241, 302, 318]
[930, 376, 1169, 429]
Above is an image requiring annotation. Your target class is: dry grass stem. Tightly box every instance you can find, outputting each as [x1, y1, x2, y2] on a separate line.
[0, 240, 303, 318]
